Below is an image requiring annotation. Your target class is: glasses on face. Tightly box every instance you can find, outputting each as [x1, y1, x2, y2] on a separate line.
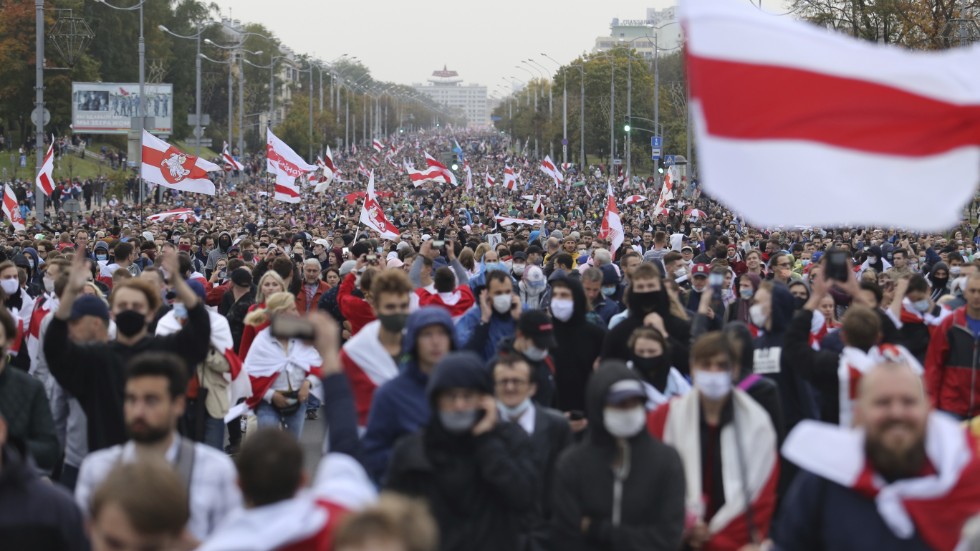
[495, 378, 530, 389]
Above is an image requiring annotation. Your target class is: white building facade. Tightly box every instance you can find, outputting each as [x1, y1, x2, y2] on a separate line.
[413, 66, 489, 128]
[593, 6, 683, 60]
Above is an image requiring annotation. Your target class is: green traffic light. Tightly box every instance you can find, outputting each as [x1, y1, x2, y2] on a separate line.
[624, 124, 631, 132]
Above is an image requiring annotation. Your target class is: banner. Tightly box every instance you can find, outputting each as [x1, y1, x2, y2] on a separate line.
[72, 82, 173, 134]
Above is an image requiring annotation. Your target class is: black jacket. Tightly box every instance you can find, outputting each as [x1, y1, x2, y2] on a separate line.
[551, 276, 605, 413]
[219, 286, 255, 353]
[387, 422, 536, 551]
[522, 405, 573, 551]
[602, 288, 691, 376]
[0, 440, 87, 551]
[0, 366, 58, 471]
[550, 363, 686, 551]
[45, 301, 212, 452]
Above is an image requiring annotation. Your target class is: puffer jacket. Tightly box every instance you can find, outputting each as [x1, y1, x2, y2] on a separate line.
[925, 306, 980, 417]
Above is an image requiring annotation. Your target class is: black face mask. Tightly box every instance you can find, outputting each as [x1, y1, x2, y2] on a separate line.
[377, 312, 408, 333]
[629, 288, 668, 316]
[632, 354, 671, 390]
[793, 296, 807, 310]
[115, 310, 147, 338]
[242, 251, 255, 262]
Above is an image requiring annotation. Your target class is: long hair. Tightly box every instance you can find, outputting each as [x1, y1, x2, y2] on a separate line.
[255, 271, 286, 304]
[244, 291, 295, 327]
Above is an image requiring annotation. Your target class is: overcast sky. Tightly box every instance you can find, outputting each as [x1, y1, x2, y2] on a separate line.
[211, 0, 792, 95]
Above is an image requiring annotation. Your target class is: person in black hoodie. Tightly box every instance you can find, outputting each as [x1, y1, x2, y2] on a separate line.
[385, 351, 536, 551]
[722, 322, 786, 444]
[551, 361, 685, 551]
[550, 274, 605, 414]
[749, 281, 820, 432]
[602, 262, 691, 375]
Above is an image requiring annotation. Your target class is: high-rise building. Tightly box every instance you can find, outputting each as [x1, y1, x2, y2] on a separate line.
[593, 6, 683, 60]
[413, 66, 489, 128]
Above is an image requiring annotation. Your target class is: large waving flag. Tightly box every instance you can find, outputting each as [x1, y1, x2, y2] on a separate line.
[503, 165, 517, 191]
[485, 172, 495, 188]
[2, 185, 24, 231]
[35, 139, 55, 197]
[147, 208, 197, 223]
[141, 131, 219, 195]
[424, 152, 458, 186]
[222, 142, 244, 172]
[599, 183, 624, 257]
[359, 172, 400, 241]
[684, 0, 980, 231]
[266, 128, 317, 178]
[540, 155, 564, 186]
[624, 195, 647, 205]
[274, 172, 302, 203]
[372, 139, 383, 153]
[404, 161, 444, 187]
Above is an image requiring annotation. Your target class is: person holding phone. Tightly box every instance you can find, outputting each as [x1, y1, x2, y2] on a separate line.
[386, 351, 536, 551]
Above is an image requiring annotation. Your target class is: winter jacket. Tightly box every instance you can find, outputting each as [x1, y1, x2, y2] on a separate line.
[296, 280, 330, 314]
[0, 440, 87, 551]
[551, 275, 605, 413]
[386, 352, 536, 551]
[456, 305, 518, 361]
[0, 365, 58, 471]
[550, 363, 686, 551]
[362, 307, 455, 483]
[205, 231, 232, 274]
[601, 288, 691, 375]
[925, 306, 980, 417]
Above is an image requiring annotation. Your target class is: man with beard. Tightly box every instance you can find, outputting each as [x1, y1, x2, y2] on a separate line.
[74, 352, 241, 544]
[772, 361, 980, 550]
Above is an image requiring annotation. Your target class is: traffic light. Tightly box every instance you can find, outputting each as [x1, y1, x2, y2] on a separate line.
[623, 117, 631, 133]
[657, 157, 665, 174]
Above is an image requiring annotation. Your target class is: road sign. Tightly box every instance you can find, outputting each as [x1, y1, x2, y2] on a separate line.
[31, 107, 50, 127]
[561, 138, 568, 145]
[612, 158, 623, 165]
[652, 147, 662, 159]
[665, 155, 676, 166]
[651, 135, 662, 148]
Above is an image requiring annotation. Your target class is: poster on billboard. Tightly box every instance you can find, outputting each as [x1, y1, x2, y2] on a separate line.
[72, 82, 173, 135]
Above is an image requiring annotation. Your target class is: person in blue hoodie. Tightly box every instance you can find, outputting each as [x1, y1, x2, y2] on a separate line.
[361, 307, 455, 483]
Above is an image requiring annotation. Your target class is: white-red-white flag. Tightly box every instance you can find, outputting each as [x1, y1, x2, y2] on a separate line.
[424, 152, 458, 186]
[322, 146, 339, 176]
[35, 140, 55, 197]
[464, 161, 473, 191]
[222, 142, 244, 172]
[503, 165, 517, 191]
[147, 208, 197, 223]
[624, 195, 647, 205]
[141, 130, 219, 195]
[372, 139, 383, 153]
[274, 171, 302, 204]
[266, 128, 316, 179]
[683, 0, 980, 231]
[359, 171, 400, 241]
[539, 155, 564, 186]
[532, 195, 544, 216]
[485, 172, 495, 188]
[599, 183, 624, 257]
[496, 215, 544, 227]
[2, 185, 24, 232]
[404, 162, 443, 188]
[656, 170, 674, 211]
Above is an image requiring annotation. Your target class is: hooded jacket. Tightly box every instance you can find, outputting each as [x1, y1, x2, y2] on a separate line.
[205, 231, 232, 273]
[551, 275, 606, 413]
[753, 284, 820, 432]
[386, 351, 536, 551]
[362, 307, 454, 483]
[602, 287, 692, 375]
[550, 363, 686, 551]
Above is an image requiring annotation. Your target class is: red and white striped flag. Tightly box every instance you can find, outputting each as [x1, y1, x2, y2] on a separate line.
[141, 130, 219, 195]
[497, 215, 544, 227]
[404, 163, 443, 187]
[147, 208, 197, 223]
[222, 141, 244, 172]
[372, 139, 383, 153]
[539, 155, 564, 186]
[599, 183, 624, 257]
[266, 129, 316, 179]
[357, 162, 370, 177]
[532, 195, 544, 216]
[424, 152, 458, 186]
[485, 172, 495, 188]
[684, 0, 980, 231]
[274, 172, 302, 204]
[359, 171, 400, 241]
[656, 170, 674, 211]
[322, 146, 339, 177]
[624, 195, 647, 205]
[503, 165, 517, 191]
[35, 139, 54, 197]
[2, 185, 24, 232]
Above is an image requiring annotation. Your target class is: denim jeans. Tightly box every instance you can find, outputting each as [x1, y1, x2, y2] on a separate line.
[306, 394, 321, 412]
[203, 415, 226, 450]
[255, 400, 306, 439]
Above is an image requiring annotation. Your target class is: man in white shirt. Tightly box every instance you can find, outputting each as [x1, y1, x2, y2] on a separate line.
[75, 352, 242, 544]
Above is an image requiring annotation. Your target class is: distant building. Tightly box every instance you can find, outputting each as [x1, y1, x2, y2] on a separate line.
[413, 66, 489, 128]
[593, 6, 683, 60]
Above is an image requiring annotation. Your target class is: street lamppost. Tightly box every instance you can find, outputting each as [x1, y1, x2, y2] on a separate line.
[207, 30, 273, 155]
[541, 53, 571, 165]
[159, 22, 208, 156]
[95, 0, 150, 208]
[199, 52, 235, 150]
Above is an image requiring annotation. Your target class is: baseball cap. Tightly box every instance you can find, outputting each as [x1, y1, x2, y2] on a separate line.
[606, 379, 647, 405]
[512, 251, 527, 261]
[518, 310, 557, 350]
[69, 295, 109, 322]
[387, 258, 404, 269]
[691, 263, 710, 278]
[313, 238, 330, 247]
[681, 245, 693, 253]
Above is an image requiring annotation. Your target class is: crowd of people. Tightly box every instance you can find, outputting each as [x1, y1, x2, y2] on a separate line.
[2, 127, 980, 551]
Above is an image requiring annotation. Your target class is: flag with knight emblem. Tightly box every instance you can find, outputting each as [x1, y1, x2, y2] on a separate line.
[141, 130, 220, 195]
[359, 171, 400, 241]
[2, 185, 24, 231]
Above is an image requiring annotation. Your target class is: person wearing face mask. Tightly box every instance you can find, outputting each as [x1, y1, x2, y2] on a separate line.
[93, 241, 111, 265]
[457, 271, 523, 361]
[628, 327, 690, 408]
[511, 251, 528, 279]
[519, 265, 549, 310]
[386, 351, 536, 551]
[45, 251, 212, 453]
[602, 262, 692, 375]
[0, 260, 34, 326]
[725, 272, 761, 327]
[928, 261, 951, 302]
[551, 361, 685, 551]
[648, 332, 778, 551]
[20, 258, 68, 373]
[549, 275, 605, 414]
[340, 269, 413, 429]
[496, 310, 558, 408]
[205, 231, 233, 280]
[896, 274, 948, 364]
[491, 352, 572, 551]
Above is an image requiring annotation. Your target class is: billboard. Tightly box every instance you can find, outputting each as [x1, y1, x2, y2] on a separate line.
[72, 82, 173, 135]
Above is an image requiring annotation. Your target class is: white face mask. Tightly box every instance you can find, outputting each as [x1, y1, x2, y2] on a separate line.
[524, 345, 548, 361]
[0, 279, 19, 296]
[694, 370, 733, 401]
[749, 303, 767, 328]
[498, 398, 532, 421]
[513, 263, 526, 276]
[603, 406, 647, 439]
[43, 277, 55, 294]
[492, 294, 513, 314]
[550, 298, 574, 322]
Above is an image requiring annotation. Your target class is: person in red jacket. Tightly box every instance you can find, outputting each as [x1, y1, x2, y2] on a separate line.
[925, 272, 980, 419]
[338, 256, 380, 336]
[418, 266, 475, 322]
[296, 258, 329, 314]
